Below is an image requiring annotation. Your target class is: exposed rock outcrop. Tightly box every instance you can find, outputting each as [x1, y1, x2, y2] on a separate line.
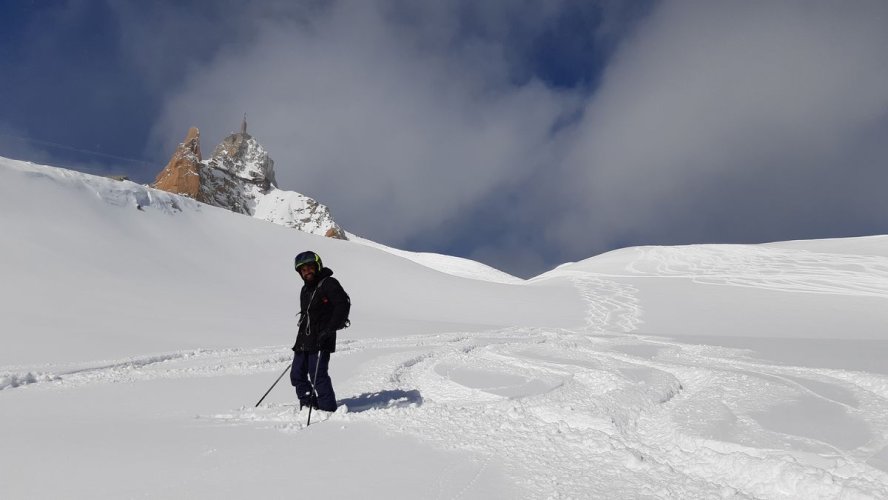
[153, 122, 346, 240]
[208, 131, 276, 187]
[198, 128, 275, 216]
[153, 127, 202, 199]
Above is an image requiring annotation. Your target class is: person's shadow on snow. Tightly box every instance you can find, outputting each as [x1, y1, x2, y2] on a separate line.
[339, 389, 422, 413]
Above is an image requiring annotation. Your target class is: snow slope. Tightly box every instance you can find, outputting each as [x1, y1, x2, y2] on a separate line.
[346, 232, 525, 284]
[2, 157, 887, 499]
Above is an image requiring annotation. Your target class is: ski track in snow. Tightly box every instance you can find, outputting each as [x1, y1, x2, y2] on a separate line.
[623, 246, 888, 298]
[3, 277, 888, 498]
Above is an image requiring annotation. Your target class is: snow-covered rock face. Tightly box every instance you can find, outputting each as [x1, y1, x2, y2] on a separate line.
[207, 132, 276, 187]
[254, 188, 346, 239]
[155, 127, 346, 239]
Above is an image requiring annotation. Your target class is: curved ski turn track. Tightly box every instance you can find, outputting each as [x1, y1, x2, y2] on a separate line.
[3, 268, 888, 499]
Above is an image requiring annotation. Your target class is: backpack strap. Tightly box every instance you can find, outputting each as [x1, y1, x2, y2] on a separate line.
[302, 278, 328, 336]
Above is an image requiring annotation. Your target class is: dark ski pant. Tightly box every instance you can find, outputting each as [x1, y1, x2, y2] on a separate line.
[290, 351, 337, 411]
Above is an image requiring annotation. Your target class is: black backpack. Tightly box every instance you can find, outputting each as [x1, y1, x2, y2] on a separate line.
[319, 277, 350, 331]
[338, 290, 351, 330]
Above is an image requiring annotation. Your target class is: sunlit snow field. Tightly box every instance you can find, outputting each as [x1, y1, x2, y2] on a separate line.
[2, 158, 887, 499]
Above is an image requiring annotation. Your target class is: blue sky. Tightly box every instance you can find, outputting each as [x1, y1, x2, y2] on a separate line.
[2, 0, 887, 277]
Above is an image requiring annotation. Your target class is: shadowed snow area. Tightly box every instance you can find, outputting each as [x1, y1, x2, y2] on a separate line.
[2, 158, 888, 499]
[433, 362, 563, 399]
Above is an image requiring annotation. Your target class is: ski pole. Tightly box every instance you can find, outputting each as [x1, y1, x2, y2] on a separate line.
[306, 398, 313, 426]
[306, 351, 322, 426]
[255, 364, 291, 407]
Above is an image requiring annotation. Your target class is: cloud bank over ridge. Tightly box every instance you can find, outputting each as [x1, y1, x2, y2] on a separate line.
[136, 1, 888, 275]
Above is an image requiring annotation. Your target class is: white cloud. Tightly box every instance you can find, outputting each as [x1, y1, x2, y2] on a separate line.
[151, 0, 576, 244]
[554, 0, 888, 253]
[149, 0, 888, 274]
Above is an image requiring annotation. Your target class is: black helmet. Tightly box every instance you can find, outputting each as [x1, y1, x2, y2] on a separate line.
[294, 251, 323, 272]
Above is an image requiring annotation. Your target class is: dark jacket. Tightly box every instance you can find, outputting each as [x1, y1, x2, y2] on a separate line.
[292, 267, 350, 353]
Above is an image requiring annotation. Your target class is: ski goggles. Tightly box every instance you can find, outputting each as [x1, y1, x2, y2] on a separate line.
[294, 251, 322, 271]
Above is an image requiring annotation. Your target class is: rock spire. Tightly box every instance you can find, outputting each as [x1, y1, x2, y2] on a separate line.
[152, 127, 202, 199]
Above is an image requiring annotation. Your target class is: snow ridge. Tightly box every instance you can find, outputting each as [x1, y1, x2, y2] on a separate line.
[6, 158, 197, 214]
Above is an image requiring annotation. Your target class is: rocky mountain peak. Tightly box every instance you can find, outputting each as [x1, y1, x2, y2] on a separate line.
[153, 122, 346, 240]
[206, 117, 276, 189]
[152, 126, 202, 199]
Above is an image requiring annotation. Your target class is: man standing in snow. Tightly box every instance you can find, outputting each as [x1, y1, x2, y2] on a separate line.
[291, 251, 350, 413]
